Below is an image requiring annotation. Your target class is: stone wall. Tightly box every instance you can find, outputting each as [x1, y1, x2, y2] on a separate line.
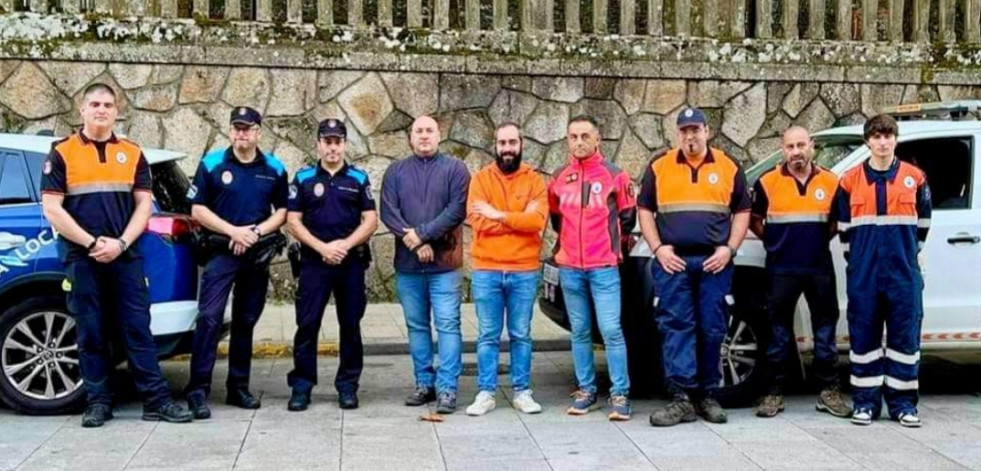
[3, 40, 981, 300]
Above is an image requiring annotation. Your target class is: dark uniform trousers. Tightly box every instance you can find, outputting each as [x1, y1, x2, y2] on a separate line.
[67, 255, 170, 409]
[186, 253, 270, 399]
[287, 258, 367, 394]
[764, 273, 839, 394]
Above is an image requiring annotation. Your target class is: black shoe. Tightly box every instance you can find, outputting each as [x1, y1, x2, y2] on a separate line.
[226, 389, 261, 409]
[143, 401, 194, 423]
[288, 389, 310, 412]
[186, 395, 211, 420]
[81, 404, 113, 428]
[339, 393, 359, 410]
[405, 386, 436, 406]
[436, 392, 457, 414]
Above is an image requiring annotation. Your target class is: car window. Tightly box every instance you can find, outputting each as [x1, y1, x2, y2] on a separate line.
[24, 151, 45, 199]
[0, 152, 33, 205]
[895, 137, 973, 210]
[745, 135, 865, 186]
[150, 160, 191, 214]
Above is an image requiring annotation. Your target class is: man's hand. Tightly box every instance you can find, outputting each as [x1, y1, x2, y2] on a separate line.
[90, 237, 124, 264]
[231, 242, 248, 256]
[403, 228, 423, 250]
[473, 201, 505, 221]
[654, 245, 686, 274]
[416, 244, 434, 263]
[319, 240, 349, 265]
[702, 246, 733, 274]
[229, 225, 259, 249]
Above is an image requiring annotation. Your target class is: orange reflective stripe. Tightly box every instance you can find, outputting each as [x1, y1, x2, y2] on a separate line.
[651, 148, 739, 209]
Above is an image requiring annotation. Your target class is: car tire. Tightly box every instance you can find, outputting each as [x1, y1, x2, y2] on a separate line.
[715, 304, 768, 408]
[0, 296, 85, 415]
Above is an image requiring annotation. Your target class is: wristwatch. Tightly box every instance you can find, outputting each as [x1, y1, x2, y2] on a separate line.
[118, 238, 129, 252]
[87, 238, 98, 250]
[726, 245, 737, 258]
[251, 225, 262, 237]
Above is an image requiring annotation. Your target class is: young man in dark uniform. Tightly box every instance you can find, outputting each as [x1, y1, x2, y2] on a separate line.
[41, 83, 193, 427]
[285, 119, 378, 411]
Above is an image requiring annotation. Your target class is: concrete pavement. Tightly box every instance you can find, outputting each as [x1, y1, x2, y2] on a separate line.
[4, 353, 981, 471]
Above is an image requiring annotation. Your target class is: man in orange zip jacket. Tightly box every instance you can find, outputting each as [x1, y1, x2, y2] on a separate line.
[464, 122, 548, 416]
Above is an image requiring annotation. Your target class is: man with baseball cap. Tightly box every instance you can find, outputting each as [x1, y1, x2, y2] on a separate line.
[638, 107, 751, 426]
[285, 118, 378, 411]
[185, 106, 289, 418]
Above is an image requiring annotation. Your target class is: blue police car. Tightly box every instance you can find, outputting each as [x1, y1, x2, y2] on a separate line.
[0, 133, 216, 415]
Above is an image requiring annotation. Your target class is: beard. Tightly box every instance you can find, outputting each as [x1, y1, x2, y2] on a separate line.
[495, 150, 522, 174]
[788, 157, 808, 171]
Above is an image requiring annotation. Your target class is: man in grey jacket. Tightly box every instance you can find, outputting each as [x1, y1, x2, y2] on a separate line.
[381, 115, 471, 413]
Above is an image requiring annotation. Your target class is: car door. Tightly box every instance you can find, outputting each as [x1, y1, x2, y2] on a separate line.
[0, 149, 43, 280]
[897, 134, 981, 344]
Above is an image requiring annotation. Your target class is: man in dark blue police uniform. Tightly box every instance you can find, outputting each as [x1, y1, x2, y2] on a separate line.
[184, 106, 289, 418]
[285, 119, 378, 411]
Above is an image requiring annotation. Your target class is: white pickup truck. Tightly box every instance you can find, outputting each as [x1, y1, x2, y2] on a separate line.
[540, 101, 981, 405]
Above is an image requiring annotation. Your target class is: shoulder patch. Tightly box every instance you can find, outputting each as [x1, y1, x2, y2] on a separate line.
[202, 150, 226, 172]
[347, 165, 368, 185]
[264, 154, 287, 176]
[296, 166, 317, 184]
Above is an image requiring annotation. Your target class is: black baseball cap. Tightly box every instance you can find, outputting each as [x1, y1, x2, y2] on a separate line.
[676, 108, 708, 128]
[230, 106, 262, 126]
[318, 118, 347, 139]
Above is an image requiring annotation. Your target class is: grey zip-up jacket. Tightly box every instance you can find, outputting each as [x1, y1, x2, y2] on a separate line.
[380, 152, 471, 273]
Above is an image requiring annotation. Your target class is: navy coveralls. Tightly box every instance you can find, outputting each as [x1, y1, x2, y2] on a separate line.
[835, 159, 931, 418]
[41, 132, 172, 409]
[286, 163, 374, 394]
[185, 148, 288, 400]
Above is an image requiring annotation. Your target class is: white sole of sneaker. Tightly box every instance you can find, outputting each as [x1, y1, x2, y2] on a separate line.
[466, 404, 496, 416]
[566, 405, 598, 415]
[608, 412, 631, 421]
[851, 417, 872, 426]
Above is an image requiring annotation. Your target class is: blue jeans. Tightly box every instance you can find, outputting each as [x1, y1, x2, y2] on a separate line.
[558, 266, 630, 396]
[396, 270, 463, 394]
[471, 270, 539, 392]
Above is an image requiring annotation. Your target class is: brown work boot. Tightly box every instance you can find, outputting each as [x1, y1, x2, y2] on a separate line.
[816, 387, 851, 418]
[755, 394, 785, 418]
[694, 397, 728, 424]
[649, 396, 696, 427]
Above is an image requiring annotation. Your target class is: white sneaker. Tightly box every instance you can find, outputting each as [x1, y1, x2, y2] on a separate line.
[466, 391, 496, 416]
[898, 412, 922, 428]
[851, 409, 873, 426]
[512, 389, 542, 414]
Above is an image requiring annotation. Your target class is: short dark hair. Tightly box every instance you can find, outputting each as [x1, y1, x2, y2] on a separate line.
[863, 114, 899, 140]
[568, 115, 601, 135]
[495, 122, 522, 139]
[82, 82, 117, 100]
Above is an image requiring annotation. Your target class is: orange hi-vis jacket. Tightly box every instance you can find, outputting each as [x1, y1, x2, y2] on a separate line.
[467, 163, 548, 271]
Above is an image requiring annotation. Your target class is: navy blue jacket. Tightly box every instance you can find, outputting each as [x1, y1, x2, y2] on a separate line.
[380, 153, 470, 273]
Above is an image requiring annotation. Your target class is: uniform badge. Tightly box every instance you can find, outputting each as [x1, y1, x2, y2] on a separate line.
[814, 188, 826, 201]
[328, 119, 337, 127]
[708, 173, 719, 185]
[221, 170, 234, 185]
[314, 182, 325, 197]
[684, 109, 694, 118]
[365, 182, 374, 200]
[904, 176, 916, 188]
[288, 184, 298, 200]
[42, 161, 52, 175]
[238, 107, 247, 116]
[116, 152, 127, 164]
[566, 173, 578, 183]
[590, 182, 603, 194]
[186, 184, 198, 199]
[627, 183, 636, 198]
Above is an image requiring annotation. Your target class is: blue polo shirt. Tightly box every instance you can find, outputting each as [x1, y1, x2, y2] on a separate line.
[188, 148, 288, 226]
[288, 162, 375, 262]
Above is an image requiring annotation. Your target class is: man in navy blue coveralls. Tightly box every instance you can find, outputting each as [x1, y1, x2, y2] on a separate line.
[285, 119, 378, 411]
[184, 107, 288, 418]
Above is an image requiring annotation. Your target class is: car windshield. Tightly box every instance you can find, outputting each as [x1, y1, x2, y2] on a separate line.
[150, 160, 191, 214]
[745, 135, 866, 185]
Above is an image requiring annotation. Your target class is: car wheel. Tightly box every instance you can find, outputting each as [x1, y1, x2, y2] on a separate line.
[0, 296, 85, 415]
[715, 308, 766, 408]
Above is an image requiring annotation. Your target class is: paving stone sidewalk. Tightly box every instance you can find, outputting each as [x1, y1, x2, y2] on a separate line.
[4, 353, 981, 471]
[242, 303, 571, 356]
